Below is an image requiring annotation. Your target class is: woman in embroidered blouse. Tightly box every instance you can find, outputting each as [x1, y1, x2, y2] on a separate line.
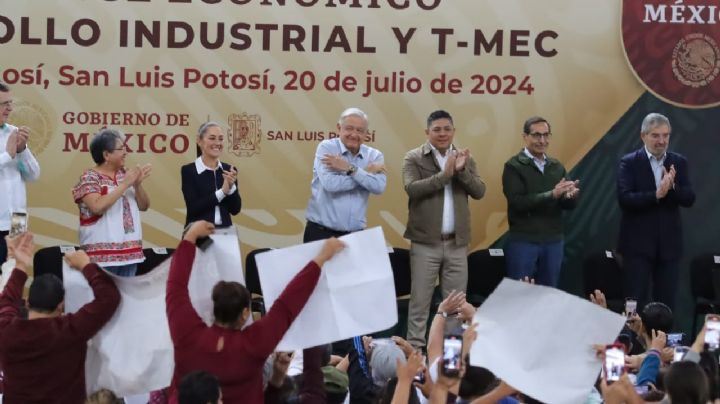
[72, 128, 151, 277]
[180, 122, 240, 227]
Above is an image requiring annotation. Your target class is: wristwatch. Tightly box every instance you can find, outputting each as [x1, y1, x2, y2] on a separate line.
[436, 311, 449, 318]
[346, 164, 357, 176]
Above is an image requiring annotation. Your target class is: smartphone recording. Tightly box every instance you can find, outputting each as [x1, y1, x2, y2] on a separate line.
[604, 345, 625, 383]
[705, 315, 720, 350]
[10, 212, 27, 237]
[442, 335, 463, 377]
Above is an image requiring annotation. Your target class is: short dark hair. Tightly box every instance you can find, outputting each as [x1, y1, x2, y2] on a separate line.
[665, 361, 709, 404]
[212, 281, 250, 324]
[0, 82, 9, 93]
[178, 371, 221, 404]
[639, 301, 673, 339]
[28, 274, 65, 313]
[523, 116, 551, 134]
[90, 128, 124, 165]
[459, 364, 496, 399]
[426, 110, 453, 128]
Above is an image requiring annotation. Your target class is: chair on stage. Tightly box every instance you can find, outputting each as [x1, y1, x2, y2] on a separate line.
[245, 247, 272, 316]
[690, 253, 720, 338]
[33, 246, 76, 280]
[465, 249, 506, 307]
[388, 247, 411, 337]
[582, 250, 624, 314]
[137, 247, 175, 275]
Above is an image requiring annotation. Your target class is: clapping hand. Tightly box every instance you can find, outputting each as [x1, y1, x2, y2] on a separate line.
[454, 149, 470, 171]
[16, 126, 29, 153]
[222, 166, 237, 195]
[443, 150, 456, 178]
[135, 163, 152, 186]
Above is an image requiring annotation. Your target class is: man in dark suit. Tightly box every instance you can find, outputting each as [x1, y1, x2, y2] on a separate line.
[617, 113, 695, 310]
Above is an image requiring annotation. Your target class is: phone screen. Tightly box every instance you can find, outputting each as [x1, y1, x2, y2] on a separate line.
[605, 346, 625, 382]
[673, 346, 690, 363]
[10, 212, 27, 237]
[705, 318, 720, 350]
[442, 336, 462, 377]
[624, 298, 637, 317]
[666, 333, 684, 347]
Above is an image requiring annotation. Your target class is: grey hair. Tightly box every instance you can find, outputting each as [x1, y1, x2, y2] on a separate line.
[369, 343, 406, 388]
[90, 128, 124, 165]
[338, 107, 369, 127]
[641, 113, 671, 135]
[198, 121, 223, 138]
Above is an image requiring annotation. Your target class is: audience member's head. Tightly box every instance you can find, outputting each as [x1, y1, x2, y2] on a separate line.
[28, 274, 65, 316]
[699, 350, 720, 400]
[85, 388, 123, 404]
[664, 361, 708, 404]
[639, 302, 673, 340]
[458, 362, 496, 400]
[369, 343, 406, 388]
[376, 377, 420, 404]
[179, 371, 222, 404]
[211, 281, 251, 329]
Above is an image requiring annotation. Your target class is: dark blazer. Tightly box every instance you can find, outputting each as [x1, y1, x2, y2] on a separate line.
[617, 148, 695, 260]
[181, 161, 241, 227]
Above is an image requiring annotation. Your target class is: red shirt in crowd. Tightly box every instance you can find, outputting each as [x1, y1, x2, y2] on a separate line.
[166, 240, 322, 404]
[0, 265, 120, 404]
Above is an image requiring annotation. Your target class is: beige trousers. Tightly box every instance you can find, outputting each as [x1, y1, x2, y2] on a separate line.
[406, 240, 468, 348]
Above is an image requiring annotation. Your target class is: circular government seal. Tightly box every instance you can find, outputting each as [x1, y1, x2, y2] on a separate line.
[672, 33, 720, 88]
[10, 100, 53, 155]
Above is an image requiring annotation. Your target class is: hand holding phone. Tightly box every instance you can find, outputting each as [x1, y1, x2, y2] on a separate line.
[624, 298, 637, 317]
[673, 346, 690, 362]
[442, 335, 463, 378]
[9, 212, 27, 237]
[705, 315, 720, 350]
[666, 333, 684, 348]
[604, 344, 626, 383]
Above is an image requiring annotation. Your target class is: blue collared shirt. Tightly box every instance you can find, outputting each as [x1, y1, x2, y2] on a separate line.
[305, 138, 386, 232]
[523, 148, 547, 173]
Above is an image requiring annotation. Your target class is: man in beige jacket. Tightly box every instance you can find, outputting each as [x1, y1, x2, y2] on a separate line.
[402, 110, 486, 349]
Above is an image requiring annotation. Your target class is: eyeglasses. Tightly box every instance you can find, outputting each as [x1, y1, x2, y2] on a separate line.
[528, 132, 552, 139]
[0, 100, 13, 108]
[341, 125, 367, 134]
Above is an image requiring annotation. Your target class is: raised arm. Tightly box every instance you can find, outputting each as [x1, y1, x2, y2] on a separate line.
[0, 234, 31, 332]
[240, 238, 346, 359]
[166, 221, 215, 345]
[65, 250, 121, 341]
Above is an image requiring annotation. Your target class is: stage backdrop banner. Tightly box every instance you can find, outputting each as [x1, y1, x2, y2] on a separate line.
[2, 1, 642, 253]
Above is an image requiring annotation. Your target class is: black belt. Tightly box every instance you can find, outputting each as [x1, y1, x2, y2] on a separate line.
[307, 221, 352, 237]
[440, 233, 456, 241]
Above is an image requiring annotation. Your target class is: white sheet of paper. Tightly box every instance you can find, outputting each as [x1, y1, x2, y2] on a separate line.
[63, 229, 244, 396]
[470, 279, 626, 404]
[256, 226, 397, 351]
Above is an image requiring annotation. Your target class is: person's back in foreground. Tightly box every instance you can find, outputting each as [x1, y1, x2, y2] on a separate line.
[166, 220, 346, 403]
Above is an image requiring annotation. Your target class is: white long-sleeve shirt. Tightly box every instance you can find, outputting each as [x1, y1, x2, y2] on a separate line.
[0, 123, 40, 230]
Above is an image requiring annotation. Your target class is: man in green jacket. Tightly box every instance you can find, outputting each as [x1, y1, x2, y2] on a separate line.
[502, 116, 579, 287]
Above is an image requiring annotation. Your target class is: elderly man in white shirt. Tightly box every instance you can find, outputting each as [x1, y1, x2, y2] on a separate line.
[0, 82, 41, 262]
